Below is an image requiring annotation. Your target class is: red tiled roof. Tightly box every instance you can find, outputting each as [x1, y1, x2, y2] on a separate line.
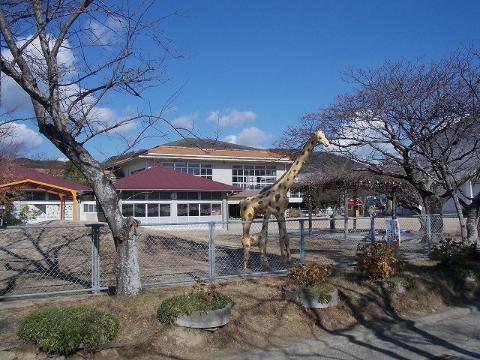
[148, 145, 289, 160]
[5, 165, 90, 192]
[114, 166, 240, 192]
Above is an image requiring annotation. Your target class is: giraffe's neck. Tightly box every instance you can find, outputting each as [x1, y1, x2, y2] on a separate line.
[275, 136, 317, 193]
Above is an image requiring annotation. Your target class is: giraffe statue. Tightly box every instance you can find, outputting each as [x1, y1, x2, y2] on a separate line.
[240, 130, 330, 270]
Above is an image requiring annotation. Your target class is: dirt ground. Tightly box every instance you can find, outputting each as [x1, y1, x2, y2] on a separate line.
[0, 259, 478, 360]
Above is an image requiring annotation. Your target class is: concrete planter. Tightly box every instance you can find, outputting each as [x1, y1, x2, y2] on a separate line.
[175, 304, 232, 329]
[282, 286, 338, 309]
[382, 282, 407, 294]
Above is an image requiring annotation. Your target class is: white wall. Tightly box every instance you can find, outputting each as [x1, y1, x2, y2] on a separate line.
[211, 161, 233, 184]
[443, 181, 480, 215]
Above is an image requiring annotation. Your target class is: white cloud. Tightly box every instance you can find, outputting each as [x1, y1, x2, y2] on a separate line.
[1, 123, 43, 148]
[1, 35, 75, 113]
[333, 117, 397, 160]
[88, 16, 124, 46]
[1, 34, 136, 137]
[172, 113, 197, 131]
[89, 106, 137, 134]
[206, 109, 257, 128]
[223, 126, 272, 148]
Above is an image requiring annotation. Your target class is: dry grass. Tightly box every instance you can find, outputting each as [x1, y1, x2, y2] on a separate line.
[1, 259, 478, 360]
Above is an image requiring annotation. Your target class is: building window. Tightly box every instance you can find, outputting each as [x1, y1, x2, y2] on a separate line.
[122, 204, 133, 217]
[200, 192, 222, 200]
[232, 165, 277, 189]
[160, 204, 170, 217]
[177, 192, 199, 200]
[177, 203, 221, 217]
[200, 203, 211, 216]
[177, 204, 188, 217]
[212, 203, 222, 216]
[121, 191, 146, 200]
[189, 203, 199, 216]
[84, 204, 97, 213]
[147, 204, 159, 217]
[134, 204, 146, 217]
[144, 204, 171, 217]
[160, 161, 212, 179]
[130, 167, 145, 175]
[27, 192, 47, 201]
[147, 192, 171, 200]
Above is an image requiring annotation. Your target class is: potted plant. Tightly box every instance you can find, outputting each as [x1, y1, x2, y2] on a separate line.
[157, 282, 233, 329]
[282, 263, 338, 309]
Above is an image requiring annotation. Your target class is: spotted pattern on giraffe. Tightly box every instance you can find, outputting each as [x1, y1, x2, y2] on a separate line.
[239, 130, 330, 271]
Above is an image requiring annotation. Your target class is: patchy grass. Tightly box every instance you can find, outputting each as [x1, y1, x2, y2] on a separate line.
[382, 276, 416, 291]
[157, 291, 233, 323]
[1, 260, 478, 359]
[17, 305, 118, 355]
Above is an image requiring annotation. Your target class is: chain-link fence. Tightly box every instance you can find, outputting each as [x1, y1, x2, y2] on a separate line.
[0, 215, 461, 299]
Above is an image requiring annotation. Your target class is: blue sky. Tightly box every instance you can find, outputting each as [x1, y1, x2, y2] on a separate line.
[3, 0, 480, 160]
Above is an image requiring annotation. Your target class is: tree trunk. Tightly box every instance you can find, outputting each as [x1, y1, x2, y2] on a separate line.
[423, 194, 443, 215]
[451, 190, 467, 242]
[343, 192, 348, 240]
[419, 193, 444, 243]
[116, 230, 141, 295]
[465, 207, 479, 247]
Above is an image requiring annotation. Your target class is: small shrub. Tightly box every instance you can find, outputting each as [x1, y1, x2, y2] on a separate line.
[287, 208, 303, 218]
[18, 305, 118, 355]
[157, 284, 233, 324]
[431, 237, 471, 266]
[288, 263, 333, 288]
[317, 293, 333, 304]
[356, 242, 404, 280]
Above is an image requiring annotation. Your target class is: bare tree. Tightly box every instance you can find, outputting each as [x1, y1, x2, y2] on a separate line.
[284, 50, 480, 243]
[0, 1, 179, 295]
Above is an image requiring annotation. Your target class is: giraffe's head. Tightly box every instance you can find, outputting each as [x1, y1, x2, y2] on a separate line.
[313, 130, 330, 147]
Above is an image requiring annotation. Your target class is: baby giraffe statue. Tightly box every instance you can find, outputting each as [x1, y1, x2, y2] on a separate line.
[240, 130, 330, 271]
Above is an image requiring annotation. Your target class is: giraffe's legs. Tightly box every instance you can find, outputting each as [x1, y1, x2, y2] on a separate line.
[242, 219, 253, 239]
[242, 235, 252, 271]
[241, 219, 253, 271]
[277, 213, 291, 261]
[259, 213, 270, 268]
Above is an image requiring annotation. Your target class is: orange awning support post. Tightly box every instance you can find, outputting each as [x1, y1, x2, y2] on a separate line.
[72, 191, 78, 223]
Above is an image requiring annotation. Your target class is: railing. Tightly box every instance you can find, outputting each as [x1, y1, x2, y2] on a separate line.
[0, 215, 454, 299]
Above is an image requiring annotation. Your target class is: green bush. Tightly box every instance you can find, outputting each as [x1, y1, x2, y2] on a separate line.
[356, 242, 404, 280]
[18, 305, 118, 355]
[157, 291, 233, 324]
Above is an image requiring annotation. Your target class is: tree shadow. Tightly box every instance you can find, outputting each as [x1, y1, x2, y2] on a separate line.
[301, 264, 480, 360]
[0, 225, 92, 298]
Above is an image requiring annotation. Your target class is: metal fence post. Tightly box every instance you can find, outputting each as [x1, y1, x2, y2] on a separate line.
[208, 222, 216, 282]
[370, 215, 376, 243]
[299, 219, 305, 263]
[426, 214, 432, 255]
[90, 224, 101, 293]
